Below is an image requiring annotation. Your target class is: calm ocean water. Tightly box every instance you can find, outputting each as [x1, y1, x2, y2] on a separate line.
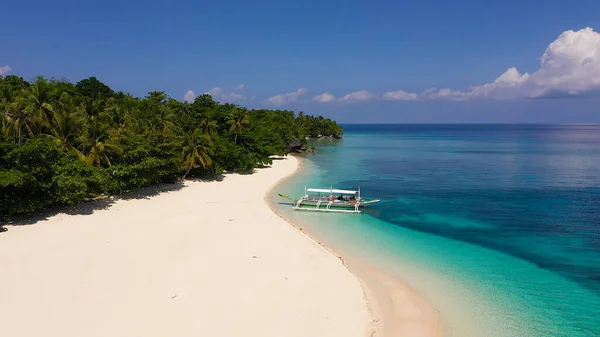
[271, 124, 600, 337]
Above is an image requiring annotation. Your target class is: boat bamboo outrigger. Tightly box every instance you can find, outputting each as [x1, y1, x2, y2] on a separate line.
[279, 186, 380, 213]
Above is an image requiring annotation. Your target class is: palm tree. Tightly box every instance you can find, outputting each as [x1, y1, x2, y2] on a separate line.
[296, 111, 306, 135]
[182, 128, 214, 179]
[1, 97, 11, 138]
[0, 111, 9, 138]
[26, 78, 54, 129]
[82, 96, 115, 122]
[3, 97, 34, 143]
[48, 94, 84, 152]
[150, 105, 176, 139]
[141, 91, 175, 140]
[83, 140, 123, 167]
[176, 101, 194, 132]
[199, 116, 218, 136]
[79, 117, 122, 167]
[106, 105, 130, 139]
[228, 110, 249, 144]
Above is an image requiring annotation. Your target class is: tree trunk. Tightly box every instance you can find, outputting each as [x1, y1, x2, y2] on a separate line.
[183, 163, 193, 179]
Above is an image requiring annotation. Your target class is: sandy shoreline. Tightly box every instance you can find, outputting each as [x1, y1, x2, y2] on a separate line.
[266, 156, 444, 337]
[346, 261, 443, 337]
[0, 156, 371, 337]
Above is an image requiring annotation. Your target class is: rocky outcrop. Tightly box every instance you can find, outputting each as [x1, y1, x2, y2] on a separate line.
[288, 138, 306, 152]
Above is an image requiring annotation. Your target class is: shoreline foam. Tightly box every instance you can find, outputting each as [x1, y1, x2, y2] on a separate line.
[266, 154, 444, 337]
[0, 156, 370, 337]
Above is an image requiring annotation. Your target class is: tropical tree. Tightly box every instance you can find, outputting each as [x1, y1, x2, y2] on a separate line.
[75, 76, 114, 99]
[106, 104, 130, 139]
[200, 116, 219, 136]
[82, 96, 115, 121]
[182, 128, 214, 178]
[79, 118, 122, 167]
[228, 110, 249, 144]
[48, 94, 84, 153]
[193, 93, 217, 109]
[0, 111, 9, 138]
[83, 140, 122, 167]
[143, 92, 175, 139]
[3, 97, 34, 143]
[26, 77, 54, 128]
[149, 104, 175, 139]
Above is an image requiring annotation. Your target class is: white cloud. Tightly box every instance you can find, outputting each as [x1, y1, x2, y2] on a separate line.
[423, 27, 600, 100]
[188, 28, 600, 105]
[338, 90, 375, 102]
[184, 90, 196, 103]
[266, 88, 308, 105]
[382, 89, 418, 101]
[313, 92, 336, 103]
[420, 87, 469, 101]
[331, 27, 600, 102]
[0, 65, 12, 76]
[205, 87, 245, 103]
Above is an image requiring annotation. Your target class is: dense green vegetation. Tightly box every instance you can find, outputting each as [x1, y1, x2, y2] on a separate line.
[0, 75, 343, 218]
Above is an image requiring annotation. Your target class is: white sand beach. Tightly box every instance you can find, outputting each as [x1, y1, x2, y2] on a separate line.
[347, 261, 443, 337]
[0, 156, 371, 337]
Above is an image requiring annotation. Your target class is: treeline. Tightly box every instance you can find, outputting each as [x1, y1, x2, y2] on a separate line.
[0, 75, 343, 218]
[300, 115, 345, 138]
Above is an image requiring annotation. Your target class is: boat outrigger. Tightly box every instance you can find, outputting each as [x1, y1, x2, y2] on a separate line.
[278, 186, 381, 213]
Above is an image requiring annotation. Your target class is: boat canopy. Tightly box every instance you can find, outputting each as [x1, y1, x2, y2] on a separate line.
[306, 188, 357, 195]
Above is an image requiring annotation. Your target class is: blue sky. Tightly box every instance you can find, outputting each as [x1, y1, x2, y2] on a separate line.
[2, 0, 600, 123]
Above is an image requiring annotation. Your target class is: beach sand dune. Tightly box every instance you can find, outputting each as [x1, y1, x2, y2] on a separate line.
[0, 156, 371, 337]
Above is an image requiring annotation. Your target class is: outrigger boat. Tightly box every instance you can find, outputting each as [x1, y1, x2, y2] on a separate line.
[279, 186, 381, 213]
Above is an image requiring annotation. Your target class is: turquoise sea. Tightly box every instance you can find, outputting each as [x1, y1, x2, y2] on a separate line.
[270, 124, 600, 337]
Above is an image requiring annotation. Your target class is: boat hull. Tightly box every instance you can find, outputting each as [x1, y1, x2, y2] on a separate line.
[292, 206, 362, 213]
[292, 199, 380, 213]
[278, 190, 381, 214]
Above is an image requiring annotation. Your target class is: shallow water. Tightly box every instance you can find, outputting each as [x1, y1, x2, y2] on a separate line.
[270, 124, 600, 337]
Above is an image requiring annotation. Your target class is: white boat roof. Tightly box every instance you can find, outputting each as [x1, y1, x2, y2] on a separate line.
[306, 188, 357, 194]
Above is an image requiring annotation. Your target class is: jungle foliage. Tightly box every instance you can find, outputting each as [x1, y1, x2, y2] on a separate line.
[0, 75, 343, 217]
